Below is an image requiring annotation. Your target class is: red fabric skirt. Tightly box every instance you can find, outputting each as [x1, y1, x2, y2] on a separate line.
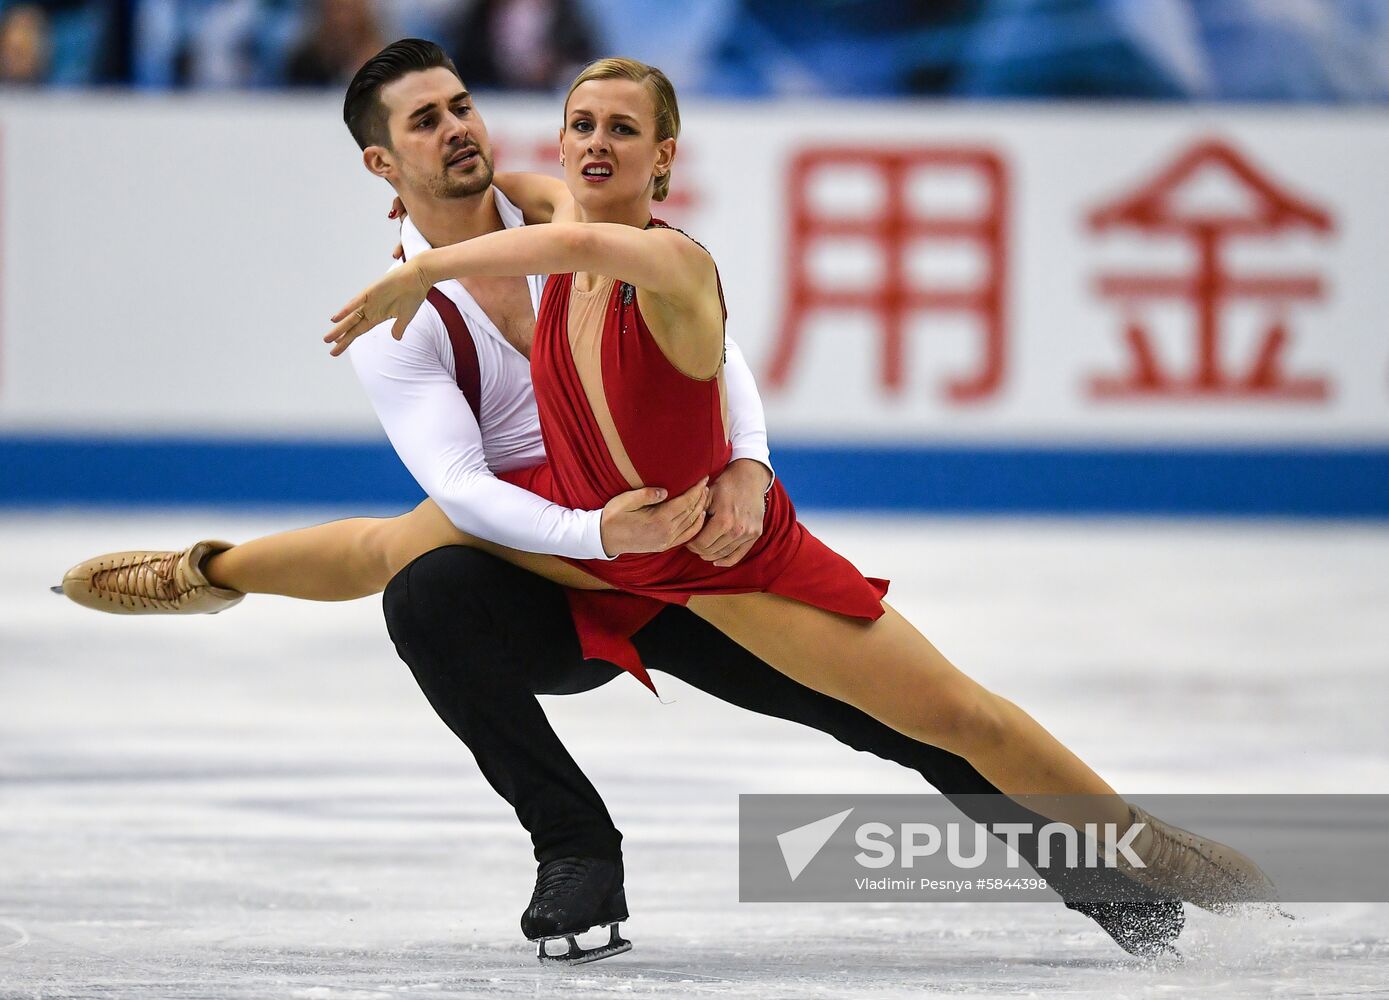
[500, 463, 889, 694]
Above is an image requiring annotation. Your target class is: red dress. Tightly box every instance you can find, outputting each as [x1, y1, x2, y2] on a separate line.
[500, 230, 888, 692]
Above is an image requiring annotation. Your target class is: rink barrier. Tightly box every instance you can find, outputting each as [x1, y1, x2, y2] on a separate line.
[4, 436, 1387, 517]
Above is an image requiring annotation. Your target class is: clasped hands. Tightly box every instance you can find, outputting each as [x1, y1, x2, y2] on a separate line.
[600, 458, 770, 567]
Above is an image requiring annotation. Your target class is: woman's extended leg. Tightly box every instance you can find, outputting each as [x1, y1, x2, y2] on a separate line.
[687, 593, 1125, 823]
[62, 499, 609, 613]
[205, 499, 609, 598]
[687, 591, 1277, 909]
[203, 500, 471, 601]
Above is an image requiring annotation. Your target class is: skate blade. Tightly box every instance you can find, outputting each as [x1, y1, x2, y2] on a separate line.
[534, 923, 631, 965]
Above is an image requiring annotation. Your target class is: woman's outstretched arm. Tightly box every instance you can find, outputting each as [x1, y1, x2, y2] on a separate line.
[325, 222, 714, 354]
[417, 221, 712, 296]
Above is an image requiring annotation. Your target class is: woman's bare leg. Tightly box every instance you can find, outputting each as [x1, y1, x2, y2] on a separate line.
[687, 593, 1130, 831]
[686, 593, 1280, 907]
[204, 499, 608, 600]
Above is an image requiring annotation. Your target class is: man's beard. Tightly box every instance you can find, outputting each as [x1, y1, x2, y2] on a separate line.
[430, 147, 495, 199]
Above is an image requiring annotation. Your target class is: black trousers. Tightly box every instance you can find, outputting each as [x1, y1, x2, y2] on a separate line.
[382, 546, 1145, 906]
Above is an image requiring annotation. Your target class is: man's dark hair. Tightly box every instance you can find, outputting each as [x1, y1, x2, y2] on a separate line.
[343, 38, 461, 150]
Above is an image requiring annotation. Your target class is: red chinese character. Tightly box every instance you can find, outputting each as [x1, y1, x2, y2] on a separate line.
[1087, 138, 1333, 400]
[766, 147, 1009, 401]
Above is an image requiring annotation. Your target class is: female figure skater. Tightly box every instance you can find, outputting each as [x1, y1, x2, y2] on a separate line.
[321, 56, 1274, 912]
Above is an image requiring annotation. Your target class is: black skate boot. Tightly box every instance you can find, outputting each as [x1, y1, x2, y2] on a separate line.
[1051, 847, 1186, 958]
[1065, 895, 1185, 959]
[521, 856, 631, 965]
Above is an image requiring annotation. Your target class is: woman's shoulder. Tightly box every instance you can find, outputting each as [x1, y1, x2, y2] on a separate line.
[641, 220, 719, 293]
[642, 220, 724, 311]
[646, 218, 711, 256]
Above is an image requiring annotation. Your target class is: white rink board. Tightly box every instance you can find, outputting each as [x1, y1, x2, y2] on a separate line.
[3, 512, 1388, 997]
[1, 96, 1387, 444]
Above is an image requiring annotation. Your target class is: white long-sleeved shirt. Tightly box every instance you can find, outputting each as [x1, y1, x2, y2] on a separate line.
[347, 188, 772, 561]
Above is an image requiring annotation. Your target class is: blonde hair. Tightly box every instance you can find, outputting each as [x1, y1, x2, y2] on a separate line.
[564, 57, 680, 202]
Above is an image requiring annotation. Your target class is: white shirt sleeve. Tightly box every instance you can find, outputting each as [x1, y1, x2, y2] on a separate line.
[722, 335, 774, 482]
[347, 309, 611, 560]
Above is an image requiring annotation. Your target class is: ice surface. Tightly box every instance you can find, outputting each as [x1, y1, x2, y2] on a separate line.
[2, 512, 1387, 998]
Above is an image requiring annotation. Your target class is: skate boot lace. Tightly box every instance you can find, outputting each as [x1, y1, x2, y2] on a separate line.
[90, 552, 185, 610]
[1130, 806, 1273, 905]
[1144, 815, 1223, 879]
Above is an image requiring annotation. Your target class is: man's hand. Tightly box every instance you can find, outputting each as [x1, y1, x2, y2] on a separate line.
[600, 478, 710, 557]
[687, 459, 771, 567]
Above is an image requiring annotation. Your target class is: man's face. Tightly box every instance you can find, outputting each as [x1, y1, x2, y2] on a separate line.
[377, 67, 494, 200]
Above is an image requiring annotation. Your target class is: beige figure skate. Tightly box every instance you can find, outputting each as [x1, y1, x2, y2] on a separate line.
[1118, 804, 1278, 912]
[58, 540, 244, 615]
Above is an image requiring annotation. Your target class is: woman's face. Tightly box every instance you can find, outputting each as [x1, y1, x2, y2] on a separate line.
[560, 78, 675, 218]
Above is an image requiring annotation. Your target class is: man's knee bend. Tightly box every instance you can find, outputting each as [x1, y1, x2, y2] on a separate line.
[384, 545, 499, 639]
[385, 545, 563, 660]
[411, 544, 526, 602]
[381, 558, 419, 640]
